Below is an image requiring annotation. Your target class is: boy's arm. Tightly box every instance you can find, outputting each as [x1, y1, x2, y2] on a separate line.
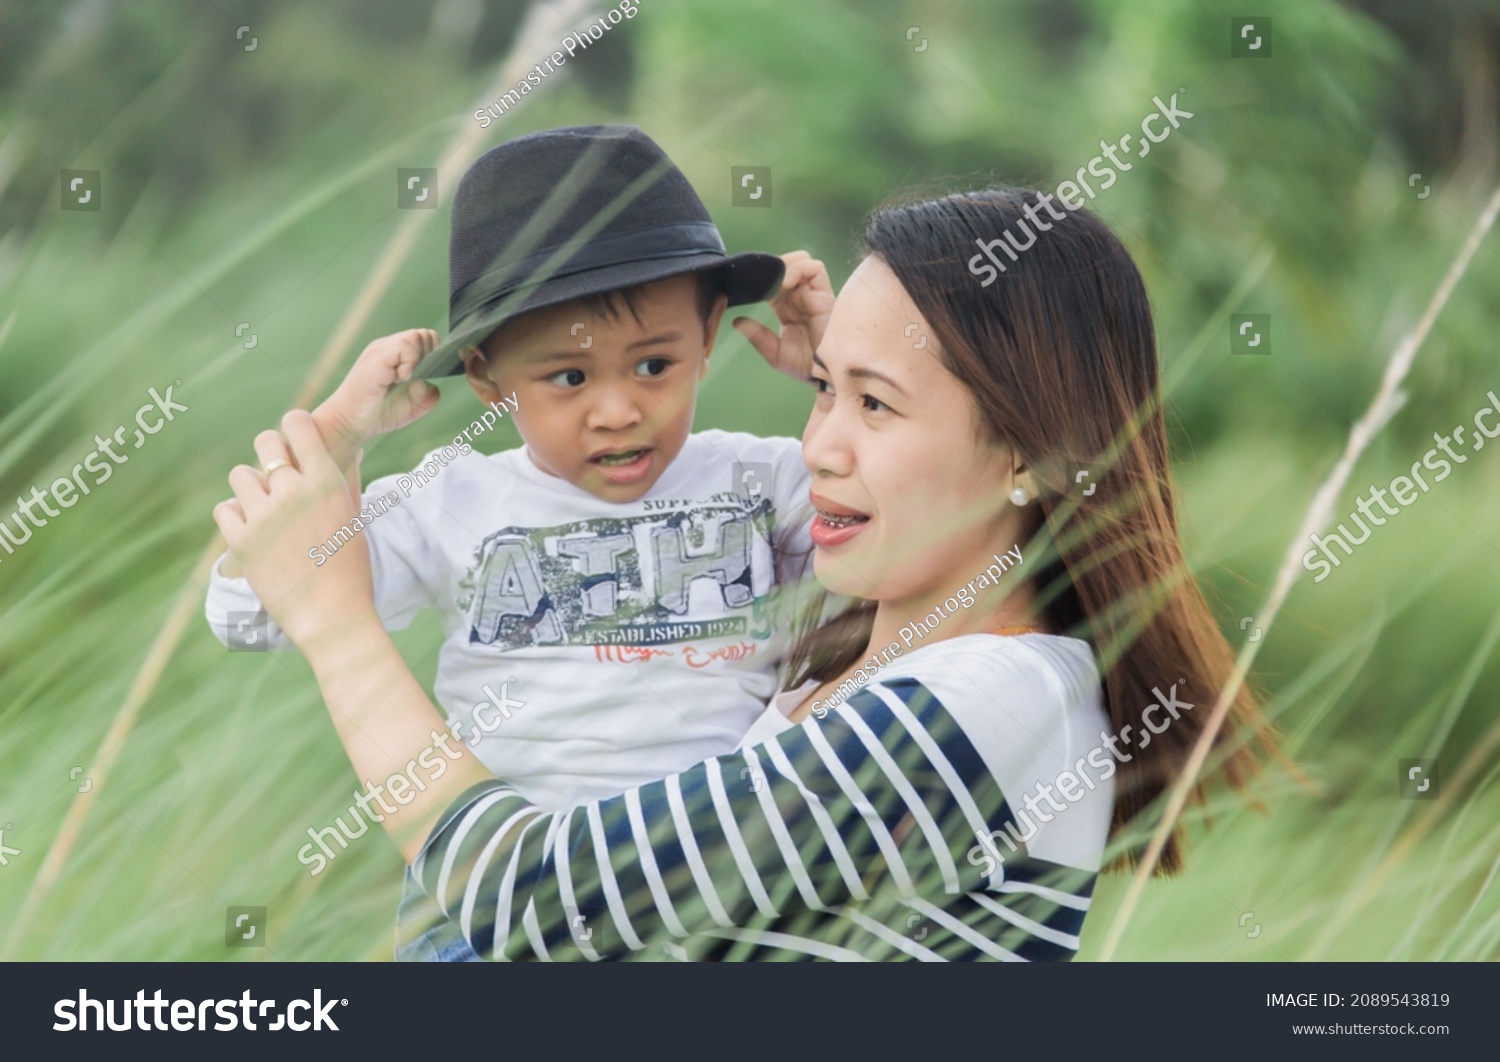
[205, 461, 444, 651]
[220, 328, 440, 580]
[204, 553, 296, 650]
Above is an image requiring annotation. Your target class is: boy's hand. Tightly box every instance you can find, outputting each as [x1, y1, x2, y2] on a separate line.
[313, 328, 442, 468]
[732, 251, 834, 382]
[220, 329, 436, 581]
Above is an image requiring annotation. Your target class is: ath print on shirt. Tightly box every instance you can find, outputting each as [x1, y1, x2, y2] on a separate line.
[459, 497, 789, 650]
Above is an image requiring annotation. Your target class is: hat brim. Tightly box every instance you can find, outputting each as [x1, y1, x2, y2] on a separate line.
[415, 251, 785, 379]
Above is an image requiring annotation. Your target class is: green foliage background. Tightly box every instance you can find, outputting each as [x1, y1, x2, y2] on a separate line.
[0, 0, 1496, 960]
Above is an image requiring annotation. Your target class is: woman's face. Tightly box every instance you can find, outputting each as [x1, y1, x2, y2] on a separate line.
[802, 256, 1028, 611]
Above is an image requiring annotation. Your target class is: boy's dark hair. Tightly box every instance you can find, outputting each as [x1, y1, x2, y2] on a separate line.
[575, 270, 723, 329]
[474, 270, 723, 361]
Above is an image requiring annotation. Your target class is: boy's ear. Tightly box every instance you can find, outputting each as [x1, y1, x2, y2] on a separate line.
[699, 293, 731, 375]
[461, 343, 503, 404]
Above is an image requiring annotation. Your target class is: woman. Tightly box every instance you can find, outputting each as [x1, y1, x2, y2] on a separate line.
[216, 188, 1272, 960]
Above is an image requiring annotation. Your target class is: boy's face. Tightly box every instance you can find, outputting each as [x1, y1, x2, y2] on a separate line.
[463, 273, 728, 503]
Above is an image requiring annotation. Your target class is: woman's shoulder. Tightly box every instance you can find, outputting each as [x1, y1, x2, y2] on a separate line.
[877, 632, 1101, 717]
[839, 632, 1106, 757]
[855, 633, 1112, 870]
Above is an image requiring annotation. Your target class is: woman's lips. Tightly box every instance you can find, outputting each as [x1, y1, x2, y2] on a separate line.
[810, 508, 870, 547]
[590, 447, 654, 484]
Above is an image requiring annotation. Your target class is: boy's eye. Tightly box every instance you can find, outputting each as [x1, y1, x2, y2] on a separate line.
[635, 357, 672, 378]
[547, 368, 586, 388]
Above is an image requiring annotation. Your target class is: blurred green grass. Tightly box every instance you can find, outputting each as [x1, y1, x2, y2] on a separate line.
[0, 0, 1497, 960]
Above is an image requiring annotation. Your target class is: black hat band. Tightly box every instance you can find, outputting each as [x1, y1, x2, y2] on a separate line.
[449, 220, 728, 329]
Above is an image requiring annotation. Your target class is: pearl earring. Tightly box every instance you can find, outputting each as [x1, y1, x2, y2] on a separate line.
[1009, 486, 1029, 506]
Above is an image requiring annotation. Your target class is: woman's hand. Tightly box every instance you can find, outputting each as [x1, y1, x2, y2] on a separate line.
[215, 411, 494, 864]
[212, 409, 376, 658]
[733, 250, 835, 381]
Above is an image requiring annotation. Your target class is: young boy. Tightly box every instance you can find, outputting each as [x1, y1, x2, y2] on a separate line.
[205, 126, 832, 815]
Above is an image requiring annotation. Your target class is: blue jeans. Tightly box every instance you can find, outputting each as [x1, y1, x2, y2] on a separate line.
[393, 864, 483, 962]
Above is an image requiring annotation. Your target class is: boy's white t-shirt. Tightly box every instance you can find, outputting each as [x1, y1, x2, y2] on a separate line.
[205, 429, 815, 809]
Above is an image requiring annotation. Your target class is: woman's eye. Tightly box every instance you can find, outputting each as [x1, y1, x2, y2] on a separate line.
[810, 376, 832, 394]
[862, 394, 891, 413]
[636, 357, 672, 378]
[547, 369, 586, 388]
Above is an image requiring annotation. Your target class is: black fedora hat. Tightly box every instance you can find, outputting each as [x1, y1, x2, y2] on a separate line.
[416, 125, 785, 378]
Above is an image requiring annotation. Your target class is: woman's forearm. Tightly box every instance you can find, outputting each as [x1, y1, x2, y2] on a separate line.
[303, 614, 493, 864]
[213, 413, 491, 862]
[406, 681, 1013, 960]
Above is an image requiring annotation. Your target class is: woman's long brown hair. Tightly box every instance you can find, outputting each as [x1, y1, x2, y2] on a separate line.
[786, 187, 1280, 875]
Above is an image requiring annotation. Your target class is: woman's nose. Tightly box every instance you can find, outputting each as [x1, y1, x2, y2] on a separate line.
[801, 403, 854, 478]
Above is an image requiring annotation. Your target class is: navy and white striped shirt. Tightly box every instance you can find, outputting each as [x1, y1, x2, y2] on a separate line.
[396, 633, 1112, 961]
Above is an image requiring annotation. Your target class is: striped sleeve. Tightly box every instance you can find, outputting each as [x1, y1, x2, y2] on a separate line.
[406, 678, 1022, 960]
